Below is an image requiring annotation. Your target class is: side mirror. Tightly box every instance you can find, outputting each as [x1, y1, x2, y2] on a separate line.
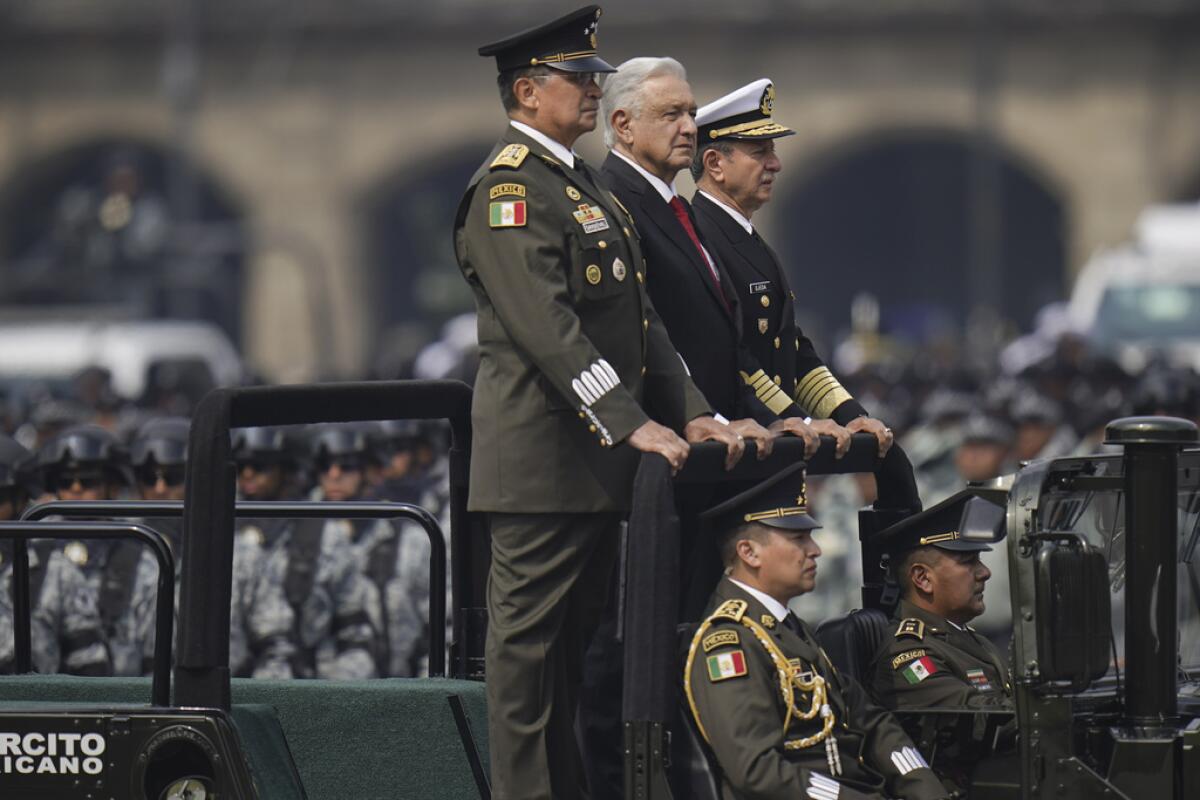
[959, 496, 1006, 543]
[1034, 536, 1111, 690]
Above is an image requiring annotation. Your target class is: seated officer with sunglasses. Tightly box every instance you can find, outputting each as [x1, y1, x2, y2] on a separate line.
[36, 424, 143, 675]
[1, 433, 109, 676]
[233, 425, 379, 680]
[122, 418, 190, 675]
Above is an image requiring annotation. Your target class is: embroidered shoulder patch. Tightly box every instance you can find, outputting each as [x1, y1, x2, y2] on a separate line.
[900, 656, 938, 684]
[895, 618, 925, 641]
[490, 144, 529, 170]
[891, 648, 927, 670]
[706, 650, 748, 682]
[702, 629, 739, 653]
[489, 201, 527, 228]
[489, 183, 526, 199]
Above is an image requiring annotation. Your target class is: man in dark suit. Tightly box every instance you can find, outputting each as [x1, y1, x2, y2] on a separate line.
[599, 58, 839, 459]
[685, 463, 951, 799]
[455, 10, 744, 799]
[689, 78, 897, 459]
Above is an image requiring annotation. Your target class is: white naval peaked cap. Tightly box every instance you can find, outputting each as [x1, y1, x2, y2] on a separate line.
[695, 78, 795, 142]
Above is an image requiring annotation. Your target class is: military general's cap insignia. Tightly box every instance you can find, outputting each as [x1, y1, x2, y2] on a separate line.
[695, 78, 795, 142]
[477, 5, 616, 75]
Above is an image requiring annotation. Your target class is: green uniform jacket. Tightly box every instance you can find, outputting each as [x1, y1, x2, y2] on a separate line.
[685, 578, 950, 800]
[454, 126, 710, 513]
[869, 599, 1012, 710]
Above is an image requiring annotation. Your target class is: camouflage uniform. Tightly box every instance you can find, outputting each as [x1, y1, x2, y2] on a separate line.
[239, 518, 377, 679]
[1, 545, 109, 675]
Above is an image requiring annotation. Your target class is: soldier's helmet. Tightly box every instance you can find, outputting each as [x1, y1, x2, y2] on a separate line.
[231, 426, 298, 468]
[130, 417, 190, 468]
[37, 424, 133, 488]
[308, 423, 377, 467]
[374, 420, 423, 453]
[0, 433, 40, 501]
[130, 417, 190, 489]
[1130, 368, 1200, 419]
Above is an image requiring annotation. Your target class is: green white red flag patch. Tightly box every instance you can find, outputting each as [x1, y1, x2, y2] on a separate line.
[489, 200, 527, 228]
[706, 650, 748, 682]
[901, 656, 938, 684]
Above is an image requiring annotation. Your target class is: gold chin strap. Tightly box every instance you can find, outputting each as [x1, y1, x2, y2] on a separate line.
[684, 614, 835, 751]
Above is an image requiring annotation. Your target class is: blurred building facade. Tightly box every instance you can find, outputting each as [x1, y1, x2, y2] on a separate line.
[0, 1, 1198, 380]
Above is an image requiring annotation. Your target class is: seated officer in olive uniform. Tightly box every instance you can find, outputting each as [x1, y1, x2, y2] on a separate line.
[685, 463, 950, 800]
[868, 494, 1012, 710]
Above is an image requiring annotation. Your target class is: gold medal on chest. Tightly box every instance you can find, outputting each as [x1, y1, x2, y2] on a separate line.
[566, 186, 582, 201]
[586, 264, 603, 285]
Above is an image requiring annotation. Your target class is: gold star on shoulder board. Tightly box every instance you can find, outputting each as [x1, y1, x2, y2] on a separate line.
[761, 614, 776, 629]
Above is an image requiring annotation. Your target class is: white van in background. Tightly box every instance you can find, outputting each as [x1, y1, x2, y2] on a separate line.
[1067, 203, 1200, 373]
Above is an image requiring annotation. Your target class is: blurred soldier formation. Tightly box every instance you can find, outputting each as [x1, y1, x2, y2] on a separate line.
[0, 403, 451, 681]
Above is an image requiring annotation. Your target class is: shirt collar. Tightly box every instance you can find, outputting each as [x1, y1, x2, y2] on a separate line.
[698, 190, 754, 234]
[509, 121, 575, 169]
[728, 577, 791, 622]
[611, 148, 677, 204]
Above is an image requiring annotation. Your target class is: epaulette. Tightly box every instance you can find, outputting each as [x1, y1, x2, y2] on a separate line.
[490, 144, 529, 170]
[609, 192, 633, 220]
[710, 598, 748, 623]
[895, 618, 925, 641]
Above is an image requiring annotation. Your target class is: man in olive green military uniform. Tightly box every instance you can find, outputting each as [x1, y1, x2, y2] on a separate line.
[869, 493, 1012, 710]
[455, 7, 742, 798]
[685, 463, 950, 800]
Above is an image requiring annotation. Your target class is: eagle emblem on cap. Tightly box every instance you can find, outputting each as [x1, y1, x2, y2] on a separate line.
[760, 83, 775, 116]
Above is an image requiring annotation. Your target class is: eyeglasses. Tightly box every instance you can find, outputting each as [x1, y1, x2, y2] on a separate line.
[54, 473, 106, 492]
[138, 465, 186, 488]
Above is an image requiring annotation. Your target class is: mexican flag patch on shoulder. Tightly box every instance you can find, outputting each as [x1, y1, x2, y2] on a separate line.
[489, 200, 527, 228]
[706, 649, 748, 682]
[901, 655, 938, 684]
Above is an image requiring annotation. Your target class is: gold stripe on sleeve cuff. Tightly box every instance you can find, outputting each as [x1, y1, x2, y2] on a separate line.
[794, 367, 853, 419]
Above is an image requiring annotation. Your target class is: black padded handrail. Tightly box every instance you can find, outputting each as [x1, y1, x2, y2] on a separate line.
[0, 521, 175, 706]
[178, 379, 471, 710]
[22, 499, 448, 679]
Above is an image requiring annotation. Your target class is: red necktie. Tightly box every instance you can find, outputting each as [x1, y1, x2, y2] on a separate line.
[669, 196, 731, 315]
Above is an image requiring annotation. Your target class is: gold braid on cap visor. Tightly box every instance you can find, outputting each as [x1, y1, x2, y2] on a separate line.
[744, 506, 809, 523]
[918, 531, 960, 546]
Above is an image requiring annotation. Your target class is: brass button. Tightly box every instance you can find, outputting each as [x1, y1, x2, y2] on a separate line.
[641, 366, 647, 376]
[643, 319, 649, 331]
[760, 295, 770, 308]
[589, 425, 597, 433]
[794, 338, 800, 351]
[773, 337, 781, 349]
[597, 240, 608, 250]
[623, 227, 632, 237]
[578, 412, 586, 420]
[773, 375, 781, 385]
[636, 271, 644, 284]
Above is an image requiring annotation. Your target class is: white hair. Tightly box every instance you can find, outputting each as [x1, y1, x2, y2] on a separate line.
[601, 57, 688, 149]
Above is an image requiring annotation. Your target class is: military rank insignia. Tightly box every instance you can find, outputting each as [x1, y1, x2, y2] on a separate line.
[899, 655, 938, 684]
[760, 614, 776, 629]
[706, 649, 748, 682]
[489, 143, 529, 170]
[489, 200, 527, 228]
[572, 203, 610, 234]
[966, 668, 993, 691]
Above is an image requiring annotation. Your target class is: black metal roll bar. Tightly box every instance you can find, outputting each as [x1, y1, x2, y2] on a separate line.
[21, 499, 448, 679]
[0, 521, 175, 706]
[177, 379, 472, 710]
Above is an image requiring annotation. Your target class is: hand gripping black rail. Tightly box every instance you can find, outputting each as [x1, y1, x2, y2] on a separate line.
[0, 521, 175, 705]
[20, 499, 447, 677]
[622, 433, 911, 800]
[175, 379, 472, 710]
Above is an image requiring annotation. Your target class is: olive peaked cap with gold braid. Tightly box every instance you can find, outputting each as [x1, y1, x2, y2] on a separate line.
[701, 461, 820, 535]
[478, 5, 616, 75]
[696, 78, 796, 143]
[875, 491, 1004, 556]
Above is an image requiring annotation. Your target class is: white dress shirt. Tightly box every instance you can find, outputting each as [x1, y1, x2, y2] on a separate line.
[510, 121, 575, 169]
